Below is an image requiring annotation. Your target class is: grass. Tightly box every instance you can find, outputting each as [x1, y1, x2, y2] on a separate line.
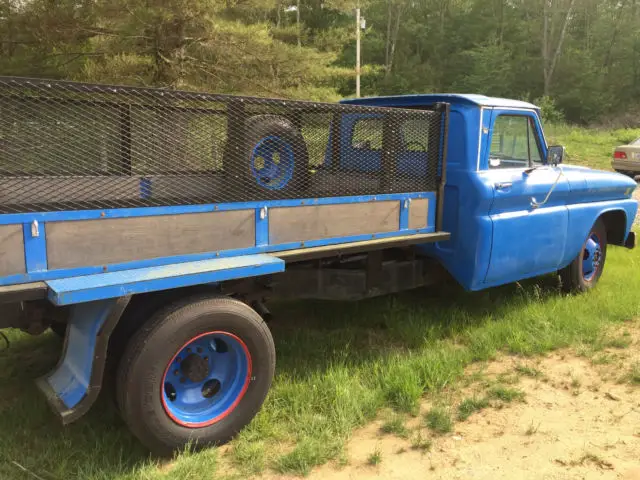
[625, 363, 640, 385]
[424, 408, 453, 434]
[366, 448, 382, 466]
[487, 386, 525, 403]
[410, 432, 432, 452]
[514, 364, 542, 378]
[457, 396, 490, 421]
[380, 415, 409, 438]
[545, 123, 640, 171]
[603, 336, 632, 349]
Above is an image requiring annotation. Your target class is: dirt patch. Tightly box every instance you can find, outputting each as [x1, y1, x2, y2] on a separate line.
[261, 331, 640, 480]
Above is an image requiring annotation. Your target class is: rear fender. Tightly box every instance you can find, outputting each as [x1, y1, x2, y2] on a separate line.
[36, 297, 130, 424]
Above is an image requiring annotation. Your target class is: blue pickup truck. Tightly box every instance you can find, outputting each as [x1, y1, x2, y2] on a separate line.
[0, 78, 636, 454]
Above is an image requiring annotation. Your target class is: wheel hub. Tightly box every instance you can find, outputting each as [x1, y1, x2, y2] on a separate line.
[180, 353, 209, 383]
[582, 233, 602, 281]
[161, 331, 251, 428]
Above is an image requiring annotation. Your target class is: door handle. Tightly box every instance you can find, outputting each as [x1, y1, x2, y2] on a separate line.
[495, 182, 512, 191]
[530, 166, 565, 209]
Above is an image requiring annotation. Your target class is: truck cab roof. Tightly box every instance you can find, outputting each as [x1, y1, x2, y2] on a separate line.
[341, 94, 538, 110]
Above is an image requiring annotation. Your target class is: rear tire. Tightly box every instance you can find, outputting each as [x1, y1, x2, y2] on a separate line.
[559, 219, 607, 292]
[116, 295, 275, 455]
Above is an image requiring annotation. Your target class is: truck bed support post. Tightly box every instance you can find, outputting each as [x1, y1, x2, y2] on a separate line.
[435, 102, 450, 232]
[381, 111, 400, 192]
[118, 105, 132, 175]
[225, 99, 246, 183]
[330, 111, 342, 172]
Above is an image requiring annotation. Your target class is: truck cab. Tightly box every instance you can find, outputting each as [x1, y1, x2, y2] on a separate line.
[343, 94, 638, 291]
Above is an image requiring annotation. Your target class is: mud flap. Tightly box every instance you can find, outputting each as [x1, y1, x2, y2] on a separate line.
[36, 296, 130, 424]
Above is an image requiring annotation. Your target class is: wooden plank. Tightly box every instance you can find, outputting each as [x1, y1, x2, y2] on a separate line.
[47, 209, 255, 270]
[0, 282, 47, 303]
[269, 201, 400, 245]
[0, 225, 25, 276]
[408, 198, 429, 230]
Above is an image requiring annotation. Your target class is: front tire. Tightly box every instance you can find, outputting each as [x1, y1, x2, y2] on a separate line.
[116, 295, 275, 455]
[559, 219, 607, 292]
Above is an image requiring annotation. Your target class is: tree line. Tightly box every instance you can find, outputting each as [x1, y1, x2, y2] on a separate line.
[1, 0, 639, 124]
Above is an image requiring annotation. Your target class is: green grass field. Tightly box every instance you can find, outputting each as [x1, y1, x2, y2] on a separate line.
[545, 124, 640, 171]
[0, 126, 638, 479]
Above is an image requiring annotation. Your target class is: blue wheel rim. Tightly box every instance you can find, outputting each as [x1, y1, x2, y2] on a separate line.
[250, 136, 295, 190]
[161, 332, 251, 428]
[582, 233, 602, 282]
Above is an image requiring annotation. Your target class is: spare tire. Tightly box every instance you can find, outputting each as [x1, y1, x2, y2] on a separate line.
[230, 115, 309, 197]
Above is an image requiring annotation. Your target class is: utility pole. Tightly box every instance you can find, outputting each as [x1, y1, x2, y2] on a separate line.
[355, 6, 361, 98]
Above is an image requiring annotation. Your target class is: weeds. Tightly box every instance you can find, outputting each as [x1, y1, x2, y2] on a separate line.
[410, 431, 432, 452]
[425, 408, 453, 434]
[380, 415, 409, 438]
[367, 448, 382, 466]
[457, 396, 489, 421]
[274, 437, 343, 476]
[524, 422, 540, 436]
[604, 336, 632, 349]
[515, 364, 542, 378]
[625, 363, 640, 385]
[487, 386, 525, 403]
[570, 376, 582, 389]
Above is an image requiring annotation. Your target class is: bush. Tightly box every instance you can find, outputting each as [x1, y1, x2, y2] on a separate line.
[534, 96, 565, 124]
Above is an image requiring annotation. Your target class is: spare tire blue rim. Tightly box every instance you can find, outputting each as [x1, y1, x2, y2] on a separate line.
[250, 136, 295, 190]
[161, 331, 252, 428]
[582, 233, 602, 282]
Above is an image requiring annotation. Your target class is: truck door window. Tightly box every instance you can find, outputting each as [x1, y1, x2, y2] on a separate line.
[402, 120, 428, 152]
[352, 118, 383, 150]
[351, 118, 428, 152]
[489, 115, 543, 169]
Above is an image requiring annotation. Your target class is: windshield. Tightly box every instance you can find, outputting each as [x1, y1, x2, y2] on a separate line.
[631, 138, 640, 146]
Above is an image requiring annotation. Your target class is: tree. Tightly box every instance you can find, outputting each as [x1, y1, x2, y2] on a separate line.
[542, 0, 576, 96]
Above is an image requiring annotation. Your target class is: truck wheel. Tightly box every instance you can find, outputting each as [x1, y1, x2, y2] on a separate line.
[244, 115, 309, 194]
[559, 219, 607, 292]
[116, 295, 275, 455]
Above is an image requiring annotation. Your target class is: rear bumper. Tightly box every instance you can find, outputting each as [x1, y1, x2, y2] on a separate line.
[625, 231, 636, 249]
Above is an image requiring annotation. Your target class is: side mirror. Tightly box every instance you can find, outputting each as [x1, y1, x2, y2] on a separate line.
[547, 145, 565, 166]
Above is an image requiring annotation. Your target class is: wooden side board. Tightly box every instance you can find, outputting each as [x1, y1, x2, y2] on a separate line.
[269, 200, 400, 245]
[16, 198, 425, 274]
[0, 225, 25, 276]
[47, 209, 255, 269]
[408, 198, 429, 230]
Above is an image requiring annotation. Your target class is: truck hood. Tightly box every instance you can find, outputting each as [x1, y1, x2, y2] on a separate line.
[561, 164, 637, 202]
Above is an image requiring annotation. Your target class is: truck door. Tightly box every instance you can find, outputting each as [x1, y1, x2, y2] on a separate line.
[483, 110, 570, 285]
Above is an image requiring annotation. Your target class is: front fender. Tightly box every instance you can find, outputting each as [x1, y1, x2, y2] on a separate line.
[561, 199, 638, 269]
